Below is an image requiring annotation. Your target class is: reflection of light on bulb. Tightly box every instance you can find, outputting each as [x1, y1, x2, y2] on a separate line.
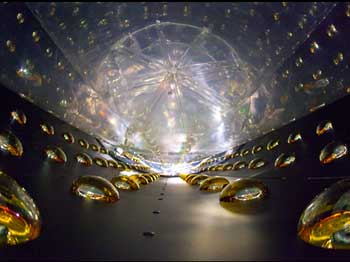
[108, 117, 117, 125]
[169, 102, 176, 109]
[213, 108, 222, 122]
[120, 170, 138, 176]
[164, 162, 191, 176]
[160, 133, 188, 152]
[217, 123, 224, 134]
[167, 177, 184, 185]
[16, 65, 43, 87]
[131, 133, 143, 146]
[167, 117, 175, 127]
[178, 133, 187, 143]
[224, 149, 233, 158]
[17, 67, 29, 76]
[116, 147, 124, 154]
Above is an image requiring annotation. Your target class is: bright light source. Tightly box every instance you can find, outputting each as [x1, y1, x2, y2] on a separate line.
[213, 108, 222, 121]
[108, 117, 117, 125]
[120, 170, 139, 176]
[116, 147, 124, 154]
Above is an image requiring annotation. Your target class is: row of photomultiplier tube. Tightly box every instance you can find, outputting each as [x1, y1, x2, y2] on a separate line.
[180, 173, 350, 250]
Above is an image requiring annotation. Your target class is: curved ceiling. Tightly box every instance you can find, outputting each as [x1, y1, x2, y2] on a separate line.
[0, 2, 348, 162]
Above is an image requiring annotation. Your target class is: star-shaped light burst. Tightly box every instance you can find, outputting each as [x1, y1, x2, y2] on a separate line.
[98, 22, 252, 161]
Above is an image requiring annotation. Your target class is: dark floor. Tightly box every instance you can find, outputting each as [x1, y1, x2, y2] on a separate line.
[0, 175, 349, 260]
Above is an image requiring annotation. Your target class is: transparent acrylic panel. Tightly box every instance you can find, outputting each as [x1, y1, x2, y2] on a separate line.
[0, 2, 345, 166]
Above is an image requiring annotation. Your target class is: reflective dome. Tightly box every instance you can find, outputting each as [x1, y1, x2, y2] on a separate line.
[298, 179, 350, 249]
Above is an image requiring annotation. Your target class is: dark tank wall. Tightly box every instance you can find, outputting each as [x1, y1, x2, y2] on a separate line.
[0, 84, 350, 260]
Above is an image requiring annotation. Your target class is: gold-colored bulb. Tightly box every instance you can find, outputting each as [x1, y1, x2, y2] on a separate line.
[78, 139, 89, 149]
[90, 144, 99, 152]
[319, 142, 347, 164]
[252, 145, 263, 154]
[108, 159, 119, 168]
[199, 177, 229, 192]
[185, 174, 196, 183]
[71, 176, 119, 203]
[143, 174, 154, 183]
[288, 133, 302, 144]
[6, 40, 16, 53]
[310, 41, 319, 54]
[233, 161, 247, 171]
[298, 179, 350, 249]
[32, 31, 40, 42]
[100, 147, 108, 154]
[11, 110, 27, 126]
[75, 153, 93, 166]
[62, 132, 75, 144]
[267, 139, 280, 151]
[220, 179, 268, 214]
[45, 146, 67, 163]
[240, 149, 250, 157]
[16, 13, 24, 24]
[40, 123, 55, 136]
[179, 174, 189, 180]
[275, 153, 296, 168]
[0, 130, 23, 157]
[0, 171, 41, 245]
[248, 158, 267, 170]
[110, 176, 140, 191]
[93, 157, 108, 168]
[130, 174, 149, 185]
[327, 24, 337, 38]
[222, 163, 234, 171]
[316, 121, 333, 136]
[189, 174, 208, 185]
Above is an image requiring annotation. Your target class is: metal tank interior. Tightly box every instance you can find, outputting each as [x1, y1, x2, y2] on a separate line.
[1, 2, 350, 260]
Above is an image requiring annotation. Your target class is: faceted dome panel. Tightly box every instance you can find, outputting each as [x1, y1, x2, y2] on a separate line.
[0, 3, 335, 163]
[0, 2, 342, 165]
[98, 22, 248, 155]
